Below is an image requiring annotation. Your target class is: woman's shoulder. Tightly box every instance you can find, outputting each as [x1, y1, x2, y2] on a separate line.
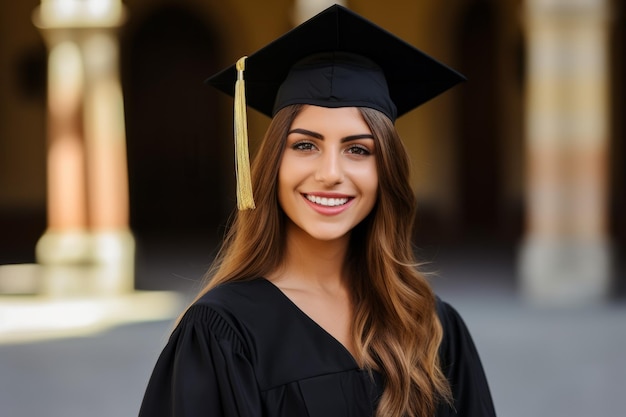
[182, 278, 284, 338]
[434, 296, 484, 366]
[184, 278, 271, 323]
[173, 279, 273, 352]
[195, 278, 270, 308]
[434, 296, 459, 323]
[434, 296, 497, 416]
[434, 296, 470, 341]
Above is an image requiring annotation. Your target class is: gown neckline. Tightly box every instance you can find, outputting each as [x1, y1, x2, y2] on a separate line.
[259, 277, 361, 369]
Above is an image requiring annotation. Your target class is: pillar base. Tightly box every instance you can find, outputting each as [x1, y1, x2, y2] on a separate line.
[36, 229, 92, 265]
[90, 229, 135, 294]
[519, 237, 613, 305]
[35, 228, 135, 295]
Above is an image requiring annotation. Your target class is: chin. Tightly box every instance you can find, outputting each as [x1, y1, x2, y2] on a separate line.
[296, 224, 352, 243]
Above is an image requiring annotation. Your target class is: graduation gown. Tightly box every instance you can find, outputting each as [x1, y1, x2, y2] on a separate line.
[139, 278, 496, 417]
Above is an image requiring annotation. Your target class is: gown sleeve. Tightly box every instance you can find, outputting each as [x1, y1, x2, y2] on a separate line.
[138, 304, 262, 417]
[436, 299, 497, 417]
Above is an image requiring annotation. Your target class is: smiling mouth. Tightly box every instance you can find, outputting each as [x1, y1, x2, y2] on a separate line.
[304, 194, 351, 207]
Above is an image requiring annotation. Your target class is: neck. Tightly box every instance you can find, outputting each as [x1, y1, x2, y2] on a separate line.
[271, 221, 350, 290]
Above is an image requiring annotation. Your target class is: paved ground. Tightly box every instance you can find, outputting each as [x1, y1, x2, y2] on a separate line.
[1, 243, 625, 417]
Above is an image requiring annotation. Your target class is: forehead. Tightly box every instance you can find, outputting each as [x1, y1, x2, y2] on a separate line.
[289, 105, 371, 134]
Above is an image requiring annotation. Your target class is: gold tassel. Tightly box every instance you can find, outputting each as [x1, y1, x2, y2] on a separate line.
[234, 56, 255, 210]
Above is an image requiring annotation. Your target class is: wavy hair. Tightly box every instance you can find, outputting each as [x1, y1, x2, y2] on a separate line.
[194, 104, 451, 417]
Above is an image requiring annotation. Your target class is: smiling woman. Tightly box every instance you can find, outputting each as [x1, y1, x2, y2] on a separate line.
[278, 106, 378, 243]
[139, 5, 496, 417]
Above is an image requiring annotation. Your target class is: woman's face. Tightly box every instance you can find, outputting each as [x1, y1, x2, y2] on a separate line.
[277, 105, 378, 242]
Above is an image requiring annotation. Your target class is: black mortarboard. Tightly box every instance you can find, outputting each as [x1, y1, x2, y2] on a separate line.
[204, 4, 465, 210]
[206, 4, 465, 122]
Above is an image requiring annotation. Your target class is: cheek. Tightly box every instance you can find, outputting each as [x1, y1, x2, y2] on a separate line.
[277, 151, 290, 179]
[356, 164, 379, 200]
[278, 154, 310, 186]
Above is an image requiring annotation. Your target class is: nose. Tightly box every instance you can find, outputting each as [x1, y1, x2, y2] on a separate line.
[314, 150, 344, 186]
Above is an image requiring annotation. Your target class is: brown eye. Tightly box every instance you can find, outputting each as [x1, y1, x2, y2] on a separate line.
[345, 145, 371, 156]
[292, 141, 317, 152]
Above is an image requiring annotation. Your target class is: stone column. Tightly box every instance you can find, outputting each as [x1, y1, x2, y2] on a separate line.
[81, 29, 134, 293]
[33, 0, 134, 295]
[35, 32, 91, 265]
[520, 0, 612, 304]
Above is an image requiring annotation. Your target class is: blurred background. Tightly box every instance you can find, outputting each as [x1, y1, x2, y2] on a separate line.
[0, 0, 624, 416]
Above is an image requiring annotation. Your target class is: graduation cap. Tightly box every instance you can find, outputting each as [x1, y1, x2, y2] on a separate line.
[205, 4, 465, 210]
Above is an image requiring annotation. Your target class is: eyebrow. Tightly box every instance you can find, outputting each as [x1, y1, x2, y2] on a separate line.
[287, 128, 374, 142]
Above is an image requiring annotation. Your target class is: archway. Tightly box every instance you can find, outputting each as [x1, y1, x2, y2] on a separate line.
[121, 6, 230, 290]
[122, 6, 230, 236]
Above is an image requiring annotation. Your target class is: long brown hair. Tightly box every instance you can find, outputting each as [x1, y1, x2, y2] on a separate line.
[349, 107, 451, 416]
[194, 104, 451, 417]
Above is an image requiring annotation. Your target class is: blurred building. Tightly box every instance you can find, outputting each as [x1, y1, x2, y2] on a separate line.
[0, 0, 623, 302]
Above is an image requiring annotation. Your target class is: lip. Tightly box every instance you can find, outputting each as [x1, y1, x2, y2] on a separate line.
[301, 192, 355, 215]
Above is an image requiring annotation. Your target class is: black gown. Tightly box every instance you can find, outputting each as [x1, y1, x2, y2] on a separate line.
[139, 278, 496, 417]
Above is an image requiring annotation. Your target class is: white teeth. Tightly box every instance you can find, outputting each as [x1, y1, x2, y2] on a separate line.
[305, 195, 349, 207]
